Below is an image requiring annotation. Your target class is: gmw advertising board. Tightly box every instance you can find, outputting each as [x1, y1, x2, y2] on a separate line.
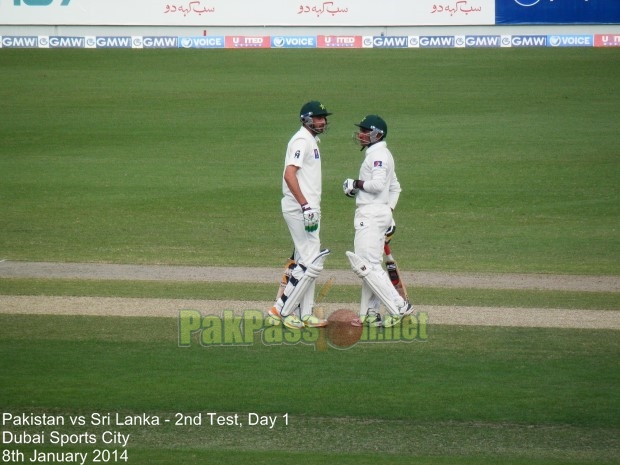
[3, 34, 620, 49]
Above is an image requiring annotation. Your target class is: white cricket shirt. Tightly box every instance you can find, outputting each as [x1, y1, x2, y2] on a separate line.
[281, 126, 322, 212]
[356, 141, 401, 209]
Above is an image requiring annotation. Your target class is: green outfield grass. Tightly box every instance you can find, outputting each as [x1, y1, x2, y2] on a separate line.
[1, 48, 619, 273]
[1, 314, 619, 464]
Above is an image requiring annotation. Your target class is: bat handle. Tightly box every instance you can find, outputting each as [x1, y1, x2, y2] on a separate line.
[384, 243, 395, 260]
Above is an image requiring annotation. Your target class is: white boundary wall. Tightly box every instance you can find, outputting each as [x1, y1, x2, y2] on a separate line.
[2, 0, 496, 26]
[1, 24, 618, 36]
[1, 0, 618, 47]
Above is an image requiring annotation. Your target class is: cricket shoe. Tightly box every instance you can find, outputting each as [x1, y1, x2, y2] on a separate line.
[351, 310, 382, 327]
[383, 303, 415, 328]
[399, 302, 415, 317]
[302, 315, 328, 328]
[265, 311, 282, 326]
[268, 306, 282, 324]
[269, 306, 305, 329]
[283, 315, 305, 330]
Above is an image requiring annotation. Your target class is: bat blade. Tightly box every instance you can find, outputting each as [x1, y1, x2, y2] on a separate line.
[384, 243, 409, 302]
[275, 253, 296, 301]
[315, 275, 335, 305]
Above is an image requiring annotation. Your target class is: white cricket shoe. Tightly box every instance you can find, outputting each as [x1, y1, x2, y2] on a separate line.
[351, 310, 382, 327]
[283, 315, 305, 330]
[267, 307, 304, 329]
[268, 306, 281, 319]
[302, 315, 328, 328]
[269, 306, 304, 329]
[398, 302, 414, 317]
[383, 303, 415, 327]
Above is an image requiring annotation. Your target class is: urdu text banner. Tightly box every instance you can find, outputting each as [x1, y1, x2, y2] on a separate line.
[2, 0, 495, 26]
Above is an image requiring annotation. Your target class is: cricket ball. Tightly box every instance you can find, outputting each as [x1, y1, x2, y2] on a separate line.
[326, 309, 363, 349]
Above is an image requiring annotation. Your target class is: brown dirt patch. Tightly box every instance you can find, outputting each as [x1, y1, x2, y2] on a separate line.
[1, 261, 618, 329]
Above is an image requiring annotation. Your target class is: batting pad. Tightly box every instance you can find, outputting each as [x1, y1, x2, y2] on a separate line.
[346, 251, 401, 316]
[280, 249, 330, 317]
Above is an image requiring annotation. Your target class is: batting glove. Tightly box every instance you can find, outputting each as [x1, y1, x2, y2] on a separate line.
[301, 204, 319, 232]
[385, 220, 396, 244]
[343, 178, 359, 198]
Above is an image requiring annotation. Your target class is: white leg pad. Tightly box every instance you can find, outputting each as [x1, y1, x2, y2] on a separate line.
[280, 249, 330, 317]
[346, 251, 403, 316]
[360, 283, 380, 317]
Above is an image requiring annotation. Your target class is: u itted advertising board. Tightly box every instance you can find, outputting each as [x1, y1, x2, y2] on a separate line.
[1, 0, 496, 26]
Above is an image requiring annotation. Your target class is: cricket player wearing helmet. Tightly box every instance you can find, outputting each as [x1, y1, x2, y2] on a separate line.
[269, 101, 332, 329]
[343, 114, 413, 327]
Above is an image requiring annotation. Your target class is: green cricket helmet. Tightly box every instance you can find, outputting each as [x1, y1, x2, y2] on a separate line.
[300, 101, 332, 134]
[355, 114, 387, 143]
[300, 100, 332, 121]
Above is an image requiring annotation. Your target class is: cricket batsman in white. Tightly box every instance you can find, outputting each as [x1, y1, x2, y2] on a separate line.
[343, 114, 413, 327]
[269, 101, 332, 329]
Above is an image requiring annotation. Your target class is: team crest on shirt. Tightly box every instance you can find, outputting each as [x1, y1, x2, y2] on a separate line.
[374, 160, 383, 167]
[294, 150, 301, 159]
[314, 149, 320, 159]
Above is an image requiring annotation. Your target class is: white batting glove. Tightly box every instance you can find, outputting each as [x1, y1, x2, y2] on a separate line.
[301, 204, 319, 232]
[343, 178, 358, 197]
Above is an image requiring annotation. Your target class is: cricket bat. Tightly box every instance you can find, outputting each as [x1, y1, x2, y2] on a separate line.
[275, 252, 296, 301]
[384, 243, 409, 303]
[315, 275, 335, 306]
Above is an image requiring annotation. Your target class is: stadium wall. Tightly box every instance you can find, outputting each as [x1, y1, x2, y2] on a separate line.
[1, 0, 619, 48]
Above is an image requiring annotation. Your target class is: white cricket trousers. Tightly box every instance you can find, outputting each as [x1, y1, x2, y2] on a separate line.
[353, 204, 403, 315]
[282, 207, 321, 317]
